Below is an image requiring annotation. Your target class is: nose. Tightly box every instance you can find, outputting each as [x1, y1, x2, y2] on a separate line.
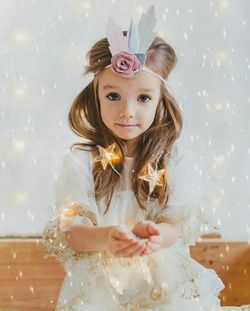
[119, 100, 135, 119]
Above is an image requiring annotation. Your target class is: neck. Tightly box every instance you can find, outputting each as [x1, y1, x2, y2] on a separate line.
[125, 139, 137, 157]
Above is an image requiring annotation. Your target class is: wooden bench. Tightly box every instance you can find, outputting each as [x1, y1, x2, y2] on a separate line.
[0, 237, 250, 310]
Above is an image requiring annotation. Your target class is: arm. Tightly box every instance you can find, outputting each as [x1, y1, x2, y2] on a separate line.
[64, 225, 115, 252]
[64, 224, 147, 257]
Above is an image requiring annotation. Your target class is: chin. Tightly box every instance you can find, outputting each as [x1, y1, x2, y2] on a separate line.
[118, 135, 137, 140]
[113, 132, 139, 141]
[110, 126, 142, 140]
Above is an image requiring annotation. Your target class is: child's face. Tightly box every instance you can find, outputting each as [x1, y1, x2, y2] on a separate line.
[97, 68, 161, 148]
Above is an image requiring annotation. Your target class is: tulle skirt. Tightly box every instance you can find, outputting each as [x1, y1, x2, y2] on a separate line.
[55, 246, 225, 311]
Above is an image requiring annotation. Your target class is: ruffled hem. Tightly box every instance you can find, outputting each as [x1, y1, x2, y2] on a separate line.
[55, 248, 225, 311]
[170, 251, 225, 308]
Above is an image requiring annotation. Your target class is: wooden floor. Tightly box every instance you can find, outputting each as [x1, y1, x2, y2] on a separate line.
[0, 238, 250, 310]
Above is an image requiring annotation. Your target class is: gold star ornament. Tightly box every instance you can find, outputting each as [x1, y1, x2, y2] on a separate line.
[139, 163, 166, 195]
[94, 143, 121, 176]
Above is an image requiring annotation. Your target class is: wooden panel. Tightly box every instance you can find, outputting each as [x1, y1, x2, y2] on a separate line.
[0, 238, 250, 310]
[0, 239, 64, 310]
[190, 240, 250, 306]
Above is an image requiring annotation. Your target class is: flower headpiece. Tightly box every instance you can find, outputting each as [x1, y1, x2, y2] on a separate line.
[103, 5, 166, 83]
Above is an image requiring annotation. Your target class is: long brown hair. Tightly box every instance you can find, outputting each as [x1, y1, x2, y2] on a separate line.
[68, 33, 183, 214]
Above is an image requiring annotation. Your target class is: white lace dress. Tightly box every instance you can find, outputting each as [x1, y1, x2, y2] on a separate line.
[42, 142, 225, 311]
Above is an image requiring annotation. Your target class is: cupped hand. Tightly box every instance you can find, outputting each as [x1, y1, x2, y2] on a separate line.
[141, 234, 163, 256]
[107, 225, 147, 258]
[131, 220, 160, 239]
[132, 220, 163, 256]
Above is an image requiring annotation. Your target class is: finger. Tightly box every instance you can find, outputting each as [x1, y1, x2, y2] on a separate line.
[140, 245, 150, 256]
[142, 246, 154, 256]
[147, 222, 160, 235]
[139, 240, 151, 256]
[114, 237, 137, 252]
[127, 241, 148, 257]
[138, 244, 148, 256]
[148, 235, 161, 244]
[115, 240, 143, 257]
[113, 237, 139, 251]
[126, 243, 146, 257]
[132, 223, 149, 239]
[111, 227, 130, 241]
[109, 238, 134, 255]
[126, 231, 139, 240]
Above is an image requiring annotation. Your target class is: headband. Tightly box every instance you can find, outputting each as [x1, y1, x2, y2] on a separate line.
[95, 5, 166, 84]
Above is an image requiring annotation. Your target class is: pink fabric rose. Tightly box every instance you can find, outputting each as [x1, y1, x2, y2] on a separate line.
[110, 51, 142, 77]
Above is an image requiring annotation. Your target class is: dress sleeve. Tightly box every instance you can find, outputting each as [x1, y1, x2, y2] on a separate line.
[41, 148, 99, 266]
[146, 146, 219, 246]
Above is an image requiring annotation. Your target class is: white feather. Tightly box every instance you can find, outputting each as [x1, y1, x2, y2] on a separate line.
[106, 17, 128, 56]
[128, 18, 139, 54]
[137, 5, 157, 53]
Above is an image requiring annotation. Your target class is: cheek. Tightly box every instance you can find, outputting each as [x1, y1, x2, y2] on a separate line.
[100, 105, 108, 123]
[100, 102, 115, 125]
[141, 105, 158, 126]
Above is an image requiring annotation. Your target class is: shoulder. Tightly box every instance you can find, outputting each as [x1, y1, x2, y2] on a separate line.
[69, 146, 92, 161]
[61, 146, 93, 171]
[165, 141, 204, 188]
[166, 141, 210, 193]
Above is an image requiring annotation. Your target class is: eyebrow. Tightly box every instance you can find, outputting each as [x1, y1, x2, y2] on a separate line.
[102, 84, 154, 92]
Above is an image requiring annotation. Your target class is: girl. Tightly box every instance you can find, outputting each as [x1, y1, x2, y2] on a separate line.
[42, 6, 225, 311]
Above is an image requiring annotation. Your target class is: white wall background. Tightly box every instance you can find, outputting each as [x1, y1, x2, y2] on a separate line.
[0, 0, 249, 240]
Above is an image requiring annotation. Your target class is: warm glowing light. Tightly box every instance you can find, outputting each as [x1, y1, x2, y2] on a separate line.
[71, 1, 92, 15]
[139, 163, 165, 194]
[220, 0, 229, 8]
[12, 30, 31, 44]
[14, 87, 26, 97]
[94, 143, 120, 170]
[216, 154, 225, 164]
[13, 139, 25, 152]
[83, 1, 91, 9]
[15, 191, 27, 203]
[212, 197, 221, 208]
[215, 102, 224, 111]
[218, 51, 228, 61]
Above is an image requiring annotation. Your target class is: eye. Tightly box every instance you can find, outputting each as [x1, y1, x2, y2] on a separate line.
[106, 92, 120, 101]
[138, 94, 151, 103]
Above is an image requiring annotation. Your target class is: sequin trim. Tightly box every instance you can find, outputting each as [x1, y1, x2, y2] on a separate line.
[42, 203, 98, 266]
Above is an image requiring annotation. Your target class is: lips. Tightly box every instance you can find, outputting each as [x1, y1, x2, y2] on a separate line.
[116, 123, 138, 127]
